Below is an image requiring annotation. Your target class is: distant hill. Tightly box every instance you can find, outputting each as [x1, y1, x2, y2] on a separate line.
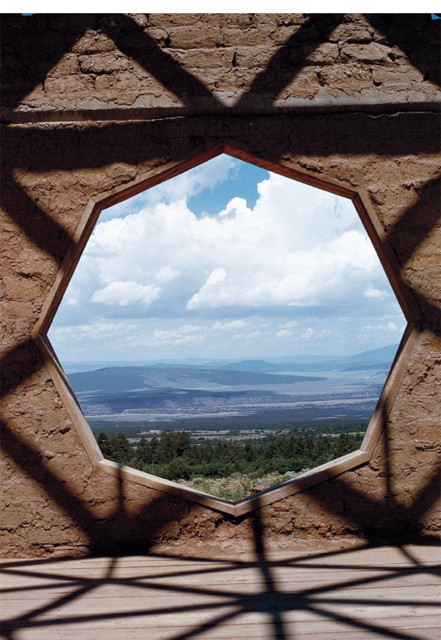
[64, 346, 398, 418]
[62, 344, 399, 375]
[68, 366, 325, 394]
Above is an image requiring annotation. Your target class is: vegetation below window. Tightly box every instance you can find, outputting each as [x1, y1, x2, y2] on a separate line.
[97, 426, 361, 500]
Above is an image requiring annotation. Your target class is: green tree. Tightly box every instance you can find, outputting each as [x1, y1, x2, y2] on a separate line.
[113, 432, 132, 463]
[97, 432, 113, 458]
[164, 458, 191, 481]
[136, 437, 152, 464]
[332, 433, 359, 459]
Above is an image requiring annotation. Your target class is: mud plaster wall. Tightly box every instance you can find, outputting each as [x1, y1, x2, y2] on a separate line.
[1, 13, 440, 558]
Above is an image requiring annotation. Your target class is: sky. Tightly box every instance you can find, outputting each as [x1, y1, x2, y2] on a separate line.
[48, 155, 406, 364]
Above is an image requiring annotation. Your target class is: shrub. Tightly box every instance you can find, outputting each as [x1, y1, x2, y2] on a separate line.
[164, 458, 191, 481]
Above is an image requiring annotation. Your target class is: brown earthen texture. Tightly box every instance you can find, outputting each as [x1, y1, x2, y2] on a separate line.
[2, 13, 440, 119]
[1, 14, 440, 558]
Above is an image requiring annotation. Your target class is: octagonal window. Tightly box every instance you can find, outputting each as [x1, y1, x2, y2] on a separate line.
[47, 153, 407, 504]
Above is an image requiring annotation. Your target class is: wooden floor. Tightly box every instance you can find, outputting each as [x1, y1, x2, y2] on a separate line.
[1, 544, 440, 640]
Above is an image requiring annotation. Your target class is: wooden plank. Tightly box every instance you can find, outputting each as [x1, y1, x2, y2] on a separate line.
[1, 546, 439, 640]
[3, 583, 439, 621]
[2, 562, 439, 593]
[3, 570, 439, 598]
[2, 543, 438, 568]
[8, 614, 441, 640]
[5, 603, 438, 625]
[16, 627, 441, 640]
[1, 560, 433, 584]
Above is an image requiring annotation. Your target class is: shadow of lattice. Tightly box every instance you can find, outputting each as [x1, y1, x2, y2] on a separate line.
[1, 13, 440, 599]
[1, 536, 439, 640]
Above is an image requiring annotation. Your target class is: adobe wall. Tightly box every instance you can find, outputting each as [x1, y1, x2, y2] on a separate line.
[1, 14, 440, 558]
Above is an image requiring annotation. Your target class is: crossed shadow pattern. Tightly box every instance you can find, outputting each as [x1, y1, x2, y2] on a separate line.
[1, 532, 440, 640]
[1, 13, 440, 114]
[1, 11, 440, 587]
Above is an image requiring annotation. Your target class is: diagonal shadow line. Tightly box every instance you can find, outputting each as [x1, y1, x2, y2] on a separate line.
[2, 574, 436, 636]
[1, 13, 220, 116]
[302, 459, 441, 543]
[365, 14, 441, 89]
[104, 555, 118, 578]
[234, 14, 345, 107]
[2, 599, 239, 632]
[2, 335, 439, 561]
[397, 546, 429, 568]
[0, 14, 98, 110]
[309, 601, 432, 640]
[142, 539, 429, 568]
[0, 415, 98, 545]
[0, 562, 424, 603]
[1, 339, 42, 394]
[99, 15, 218, 105]
[3, 564, 438, 616]
[292, 370, 441, 541]
[1, 546, 437, 638]
[5, 566, 437, 605]
[2, 14, 343, 115]
[3, 553, 438, 600]
[386, 174, 441, 271]
[162, 607, 242, 640]
[0, 541, 376, 571]
[3, 13, 440, 118]
[1, 173, 73, 263]
[0, 412, 206, 558]
[289, 565, 440, 600]
[12, 583, 101, 624]
[2, 565, 439, 612]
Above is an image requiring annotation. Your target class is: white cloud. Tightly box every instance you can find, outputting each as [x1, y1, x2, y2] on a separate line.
[49, 156, 405, 360]
[301, 328, 332, 341]
[149, 324, 206, 347]
[211, 319, 249, 332]
[91, 281, 160, 307]
[218, 197, 249, 217]
[156, 266, 181, 283]
[361, 321, 400, 333]
[51, 320, 138, 342]
[364, 286, 389, 298]
[101, 155, 237, 220]
[68, 166, 396, 320]
[276, 329, 295, 338]
[281, 321, 298, 329]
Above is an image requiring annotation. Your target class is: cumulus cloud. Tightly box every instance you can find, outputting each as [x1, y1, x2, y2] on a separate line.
[364, 286, 389, 298]
[49, 156, 405, 360]
[301, 328, 332, 341]
[361, 321, 401, 333]
[101, 155, 238, 221]
[91, 281, 160, 307]
[275, 329, 295, 338]
[150, 325, 205, 346]
[51, 320, 139, 344]
[211, 319, 249, 332]
[66, 163, 395, 320]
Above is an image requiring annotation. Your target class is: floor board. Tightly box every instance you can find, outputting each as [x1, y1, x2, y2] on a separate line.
[1, 544, 440, 640]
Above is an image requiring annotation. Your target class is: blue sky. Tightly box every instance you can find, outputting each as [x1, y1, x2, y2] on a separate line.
[48, 155, 406, 363]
